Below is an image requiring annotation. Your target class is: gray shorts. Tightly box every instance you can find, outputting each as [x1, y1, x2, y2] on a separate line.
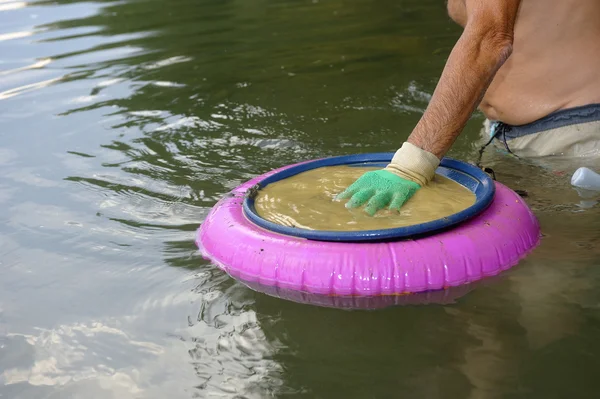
[483, 103, 600, 158]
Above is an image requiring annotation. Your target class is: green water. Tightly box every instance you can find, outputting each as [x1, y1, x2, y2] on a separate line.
[1, 0, 600, 397]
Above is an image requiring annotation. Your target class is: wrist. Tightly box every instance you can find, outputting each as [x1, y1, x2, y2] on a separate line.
[384, 142, 440, 186]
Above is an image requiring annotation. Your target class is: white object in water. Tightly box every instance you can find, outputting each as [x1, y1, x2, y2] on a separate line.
[571, 167, 600, 190]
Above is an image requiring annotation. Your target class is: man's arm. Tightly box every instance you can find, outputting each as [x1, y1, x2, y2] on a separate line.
[407, 0, 522, 158]
[337, 0, 522, 214]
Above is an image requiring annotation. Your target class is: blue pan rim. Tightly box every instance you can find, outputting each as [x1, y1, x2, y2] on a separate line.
[242, 153, 496, 242]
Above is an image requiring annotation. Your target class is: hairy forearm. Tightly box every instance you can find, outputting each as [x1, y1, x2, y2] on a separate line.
[406, 26, 513, 159]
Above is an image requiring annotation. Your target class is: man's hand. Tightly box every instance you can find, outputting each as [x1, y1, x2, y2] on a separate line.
[336, 170, 420, 216]
[336, 142, 440, 215]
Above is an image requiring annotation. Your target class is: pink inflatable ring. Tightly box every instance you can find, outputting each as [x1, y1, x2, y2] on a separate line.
[196, 154, 541, 303]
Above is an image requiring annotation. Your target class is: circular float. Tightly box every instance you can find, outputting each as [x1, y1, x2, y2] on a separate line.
[196, 153, 541, 307]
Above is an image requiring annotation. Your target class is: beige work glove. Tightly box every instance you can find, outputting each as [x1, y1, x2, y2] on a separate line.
[385, 142, 440, 186]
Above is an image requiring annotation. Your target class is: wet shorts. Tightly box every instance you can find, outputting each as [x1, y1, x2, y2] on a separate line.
[483, 103, 600, 158]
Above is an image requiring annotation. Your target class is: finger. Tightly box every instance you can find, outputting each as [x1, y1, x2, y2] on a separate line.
[389, 192, 409, 211]
[335, 171, 375, 200]
[364, 191, 392, 216]
[335, 182, 360, 200]
[345, 188, 375, 209]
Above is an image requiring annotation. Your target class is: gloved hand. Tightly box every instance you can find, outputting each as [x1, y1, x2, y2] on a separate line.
[336, 142, 440, 215]
[335, 170, 420, 216]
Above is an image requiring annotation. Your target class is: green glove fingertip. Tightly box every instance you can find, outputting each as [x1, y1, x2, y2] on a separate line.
[346, 188, 375, 209]
[335, 186, 353, 200]
[364, 191, 392, 216]
[388, 193, 405, 211]
[388, 181, 420, 211]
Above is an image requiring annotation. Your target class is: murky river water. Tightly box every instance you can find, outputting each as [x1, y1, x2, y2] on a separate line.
[1, 0, 599, 397]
